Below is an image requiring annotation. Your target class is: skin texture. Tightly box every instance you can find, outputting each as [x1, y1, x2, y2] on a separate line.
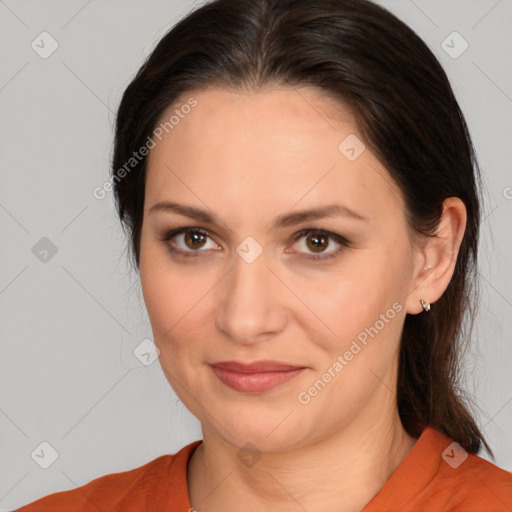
[139, 86, 467, 512]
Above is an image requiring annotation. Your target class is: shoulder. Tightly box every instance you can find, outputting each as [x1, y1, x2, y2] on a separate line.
[15, 440, 202, 512]
[435, 448, 512, 510]
[415, 428, 512, 511]
[364, 427, 512, 511]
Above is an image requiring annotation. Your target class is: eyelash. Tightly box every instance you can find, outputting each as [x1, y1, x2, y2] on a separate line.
[158, 227, 351, 261]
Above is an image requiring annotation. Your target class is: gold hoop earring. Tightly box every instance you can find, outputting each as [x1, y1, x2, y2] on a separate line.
[420, 299, 430, 312]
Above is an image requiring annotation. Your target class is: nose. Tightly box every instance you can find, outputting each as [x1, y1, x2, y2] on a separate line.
[215, 246, 289, 345]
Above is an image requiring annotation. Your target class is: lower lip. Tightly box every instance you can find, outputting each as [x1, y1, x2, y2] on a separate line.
[210, 366, 306, 393]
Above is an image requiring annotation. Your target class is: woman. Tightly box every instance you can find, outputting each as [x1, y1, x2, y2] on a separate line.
[17, 0, 512, 510]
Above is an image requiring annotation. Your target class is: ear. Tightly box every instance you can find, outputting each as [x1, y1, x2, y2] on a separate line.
[405, 197, 467, 314]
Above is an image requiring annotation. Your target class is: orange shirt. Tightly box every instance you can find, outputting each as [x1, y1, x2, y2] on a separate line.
[16, 427, 512, 511]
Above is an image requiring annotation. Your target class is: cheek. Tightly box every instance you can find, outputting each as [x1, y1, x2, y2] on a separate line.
[141, 270, 194, 337]
[303, 259, 409, 380]
[301, 259, 395, 348]
[140, 242, 183, 341]
[139, 249, 216, 361]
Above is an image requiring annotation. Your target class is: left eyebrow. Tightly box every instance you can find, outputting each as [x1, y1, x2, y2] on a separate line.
[147, 201, 371, 229]
[271, 203, 371, 228]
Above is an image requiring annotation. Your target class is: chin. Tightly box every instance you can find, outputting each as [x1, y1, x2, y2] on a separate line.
[205, 402, 312, 454]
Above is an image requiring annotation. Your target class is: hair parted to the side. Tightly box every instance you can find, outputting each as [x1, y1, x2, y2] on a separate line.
[111, 0, 492, 456]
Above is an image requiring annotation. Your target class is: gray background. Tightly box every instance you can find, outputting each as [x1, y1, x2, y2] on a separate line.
[0, 0, 511, 509]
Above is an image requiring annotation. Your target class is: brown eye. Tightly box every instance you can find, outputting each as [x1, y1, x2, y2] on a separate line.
[305, 233, 329, 253]
[159, 228, 219, 258]
[290, 229, 351, 261]
[184, 230, 208, 250]
[160, 227, 350, 262]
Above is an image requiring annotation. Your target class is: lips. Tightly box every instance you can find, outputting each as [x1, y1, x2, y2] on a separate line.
[211, 361, 305, 372]
[209, 360, 306, 393]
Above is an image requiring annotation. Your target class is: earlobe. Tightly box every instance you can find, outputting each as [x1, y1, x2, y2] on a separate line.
[405, 197, 467, 315]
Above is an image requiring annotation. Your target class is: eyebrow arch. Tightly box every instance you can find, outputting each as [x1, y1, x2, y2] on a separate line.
[148, 200, 370, 229]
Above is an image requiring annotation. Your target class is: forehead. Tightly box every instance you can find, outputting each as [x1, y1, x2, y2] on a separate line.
[144, 86, 405, 229]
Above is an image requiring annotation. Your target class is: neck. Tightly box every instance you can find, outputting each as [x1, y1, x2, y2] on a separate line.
[187, 410, 417, 512]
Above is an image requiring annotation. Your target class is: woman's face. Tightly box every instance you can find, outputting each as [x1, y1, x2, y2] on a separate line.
[139, 86, 421, 452]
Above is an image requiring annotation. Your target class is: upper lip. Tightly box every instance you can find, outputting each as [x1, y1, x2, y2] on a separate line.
[209, 361, 306, 373]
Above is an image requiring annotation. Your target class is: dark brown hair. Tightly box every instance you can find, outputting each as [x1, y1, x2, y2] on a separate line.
[112, 0, 491, 456]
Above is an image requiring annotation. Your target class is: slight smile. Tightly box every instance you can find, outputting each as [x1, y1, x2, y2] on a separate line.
[209, 361, 307, 393]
